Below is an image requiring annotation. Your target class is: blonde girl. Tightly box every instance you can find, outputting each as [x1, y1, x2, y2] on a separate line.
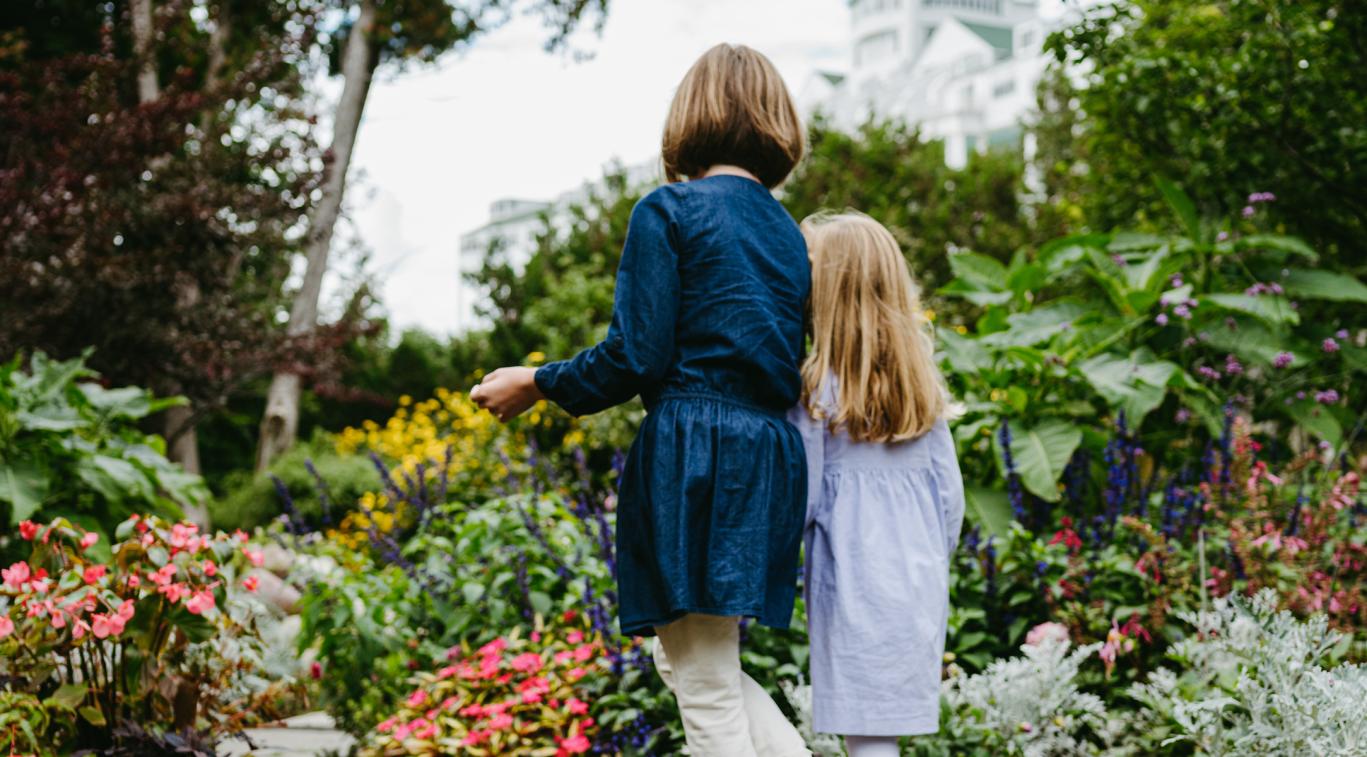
[787, 213, 964, 757]
[473, 44, 813, 756]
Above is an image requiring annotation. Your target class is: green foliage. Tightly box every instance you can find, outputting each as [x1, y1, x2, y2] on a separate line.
[210, 432, 375, 532]
[940, 182, 1363, 498]
[1044, 0, 1367, 257]
[0, 352, 205, 547]
[784, 118, 1071, 293]
[0, 516, 281, 753]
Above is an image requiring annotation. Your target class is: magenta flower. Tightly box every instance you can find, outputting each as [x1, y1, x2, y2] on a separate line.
[1197, 365, 1222, 381]
[1217, 230, 1230, 242]
[1224, 355, 1243, 375]
[1242, 205, 1256, 218]
[1315, 389, 1340, 404]
[1155, 313, 1169, 326]
[1335, 328, 1349, 339]
[1273, 352, 1293, 368]
[1323, 337, 1340, 353]
[1173, 304, 1192, 319]
[1175, 408, 1191, 423]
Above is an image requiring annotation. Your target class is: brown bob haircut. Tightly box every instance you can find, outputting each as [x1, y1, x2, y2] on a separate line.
[661, 43, 805, 189]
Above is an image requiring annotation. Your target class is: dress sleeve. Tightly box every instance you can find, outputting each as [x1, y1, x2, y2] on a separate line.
[932, 419, 966, 553]
[533, 190, 681, 417]
[786, 402, 825, 525]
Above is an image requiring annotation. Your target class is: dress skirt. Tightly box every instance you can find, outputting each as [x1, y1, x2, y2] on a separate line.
[615, 390, 807, 637]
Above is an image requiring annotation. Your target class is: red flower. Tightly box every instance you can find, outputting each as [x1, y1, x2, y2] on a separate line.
[83, 565, 108, 585]
[18, 520, 39, 540]
[79, 531, 98, 550]
[311, 661, 324, 680]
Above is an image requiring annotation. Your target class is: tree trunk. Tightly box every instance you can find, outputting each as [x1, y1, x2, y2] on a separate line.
[131, 0, 159, 103]
[133, 0, 208, 526]
[255, 0, 377, 472]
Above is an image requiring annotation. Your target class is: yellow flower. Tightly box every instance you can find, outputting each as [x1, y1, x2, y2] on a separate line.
[527, 351, 547, 365]
[954, 325, 968, 335]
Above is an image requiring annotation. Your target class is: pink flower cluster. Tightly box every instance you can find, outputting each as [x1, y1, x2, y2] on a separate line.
[370, 625, 607, 755]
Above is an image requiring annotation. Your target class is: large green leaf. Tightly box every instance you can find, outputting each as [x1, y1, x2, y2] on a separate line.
[0, 460, 48, 523]
[1077, 351, 1178, 425]
[1226, 234, 1317, 262]
[1155, 178, 1200, 241]
[1004, 419, 1082, 503]
[1038, 233, 1108, 274]
[1280, 269, 1367, 303]
[964, 485, 1013, 537]
[15, 405, 86, 432]
[1201, 318, 1303, 366]
[1200, 293, 1299, 326]
[948, 251, 1008, 291]
[75, 454, 151, 504]
[981, 301, 1089, 348]
[1286, 401, 1343, 445]
[937, 329, 992, 373]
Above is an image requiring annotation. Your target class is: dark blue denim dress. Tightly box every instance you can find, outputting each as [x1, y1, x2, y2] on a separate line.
[535, 175, 810, 637]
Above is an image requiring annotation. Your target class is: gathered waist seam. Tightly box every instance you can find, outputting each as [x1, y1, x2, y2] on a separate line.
[651, 388, 784, 418]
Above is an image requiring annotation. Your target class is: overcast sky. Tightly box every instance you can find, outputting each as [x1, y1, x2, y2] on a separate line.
[341, 0, 851, 337]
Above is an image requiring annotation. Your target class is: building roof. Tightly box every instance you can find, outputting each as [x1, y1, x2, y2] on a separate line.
[960, 20, 1014, 58]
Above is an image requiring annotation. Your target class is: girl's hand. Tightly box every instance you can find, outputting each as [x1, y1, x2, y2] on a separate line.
[470, 367, 544, 423]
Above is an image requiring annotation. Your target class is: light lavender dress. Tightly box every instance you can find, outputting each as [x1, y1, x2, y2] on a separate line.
[787, 388, 964, 736]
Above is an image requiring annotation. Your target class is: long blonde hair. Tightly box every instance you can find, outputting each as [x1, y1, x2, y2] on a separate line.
[800, 213, 949, 443]
[661, 43, 805, 189]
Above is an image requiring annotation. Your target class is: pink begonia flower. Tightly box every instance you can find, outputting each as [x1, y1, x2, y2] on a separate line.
[80, 532, 98, 550]
[185, 590, 215, 615]
[479, 637, 508, 657]
[83, 565, 107, 585]
[18, 521, 39, 540]
[3, 561, 31, 589]
[242, 575, 260, 592]
[127, 574, 141, 588]
[411, 719, 437, 740]
[406, 689, 428, 708]
[91, 613, 119, 639]
[72, 618, 90, 639]
[560, 733, 591, 753]
[567, 667, 586, 681]
[159, 582, 188, 604]
[567, 698, 590, 716]
[243, 548, 265, 567]
[117, 599, 135, 622]
[488, 713, 514, 731]
[462, 729, 490, 746]
[441, 696, 461, 711]
[460, 703, 485, 718]
[202, 560, 218, 577]
[522, 690, 543, 704]
[0, 615, 14, 638]
[566, 629, 584, 645]
[573, 644, 595, 662]
[511, 652, 543, 673]
[1024, 622, 1069, 647]
[555, 650, 574, 665]
[375, 717, 397, 734]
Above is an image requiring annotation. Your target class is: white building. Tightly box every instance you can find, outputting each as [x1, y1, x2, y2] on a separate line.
[803, 0, 1075, 168]
[454, 161, 658, 331]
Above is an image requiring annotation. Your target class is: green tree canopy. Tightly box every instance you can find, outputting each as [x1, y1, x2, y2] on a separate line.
[1046, 0, 1367, 259]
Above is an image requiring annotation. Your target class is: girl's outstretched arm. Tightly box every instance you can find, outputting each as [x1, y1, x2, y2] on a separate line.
[472, 190, 681, 421]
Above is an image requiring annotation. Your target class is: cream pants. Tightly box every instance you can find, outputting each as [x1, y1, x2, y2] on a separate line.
[653, 614, 812, 757]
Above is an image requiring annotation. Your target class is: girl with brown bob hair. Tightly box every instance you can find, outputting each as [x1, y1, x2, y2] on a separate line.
[472, 44, 814, 755]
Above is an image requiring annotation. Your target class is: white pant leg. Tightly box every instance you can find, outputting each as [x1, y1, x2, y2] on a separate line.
[844, 735, 900, 757]
[654, 615, 811, 757]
